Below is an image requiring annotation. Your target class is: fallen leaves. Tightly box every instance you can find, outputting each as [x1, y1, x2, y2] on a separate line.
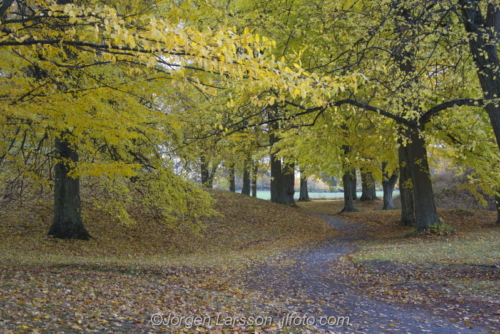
[1, 195, 499, 333]
[0, 190, 337, 268]
[0, 190, 339, 333]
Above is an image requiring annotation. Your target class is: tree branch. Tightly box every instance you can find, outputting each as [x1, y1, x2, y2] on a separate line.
[0, 0, 14, 19]
[420, 98, 484, 124]
[327, 99, 417, 127]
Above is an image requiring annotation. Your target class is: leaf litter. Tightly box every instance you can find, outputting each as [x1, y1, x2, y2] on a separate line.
[1, 194, 499, 333]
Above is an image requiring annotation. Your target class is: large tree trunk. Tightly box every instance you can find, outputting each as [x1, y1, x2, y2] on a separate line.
[48, 136, 91, 240]
[251, 162, 258, 198]
[46, 0, 90, 240]
[298, 169, 310, 202]
[228, 163, 236, 192]
[398, 138, 416, 226]
[460, 2, 500, 225]
[351, 169, 358, 200]
[459, 1, 500, 153]
[360, 170, 377, 201]
[242, 156, 251, 196]
[406, 127, 440, 231]
[282, 162, 296, 206]
[382, 162, 398, 210]
[341, 169, 357, 212]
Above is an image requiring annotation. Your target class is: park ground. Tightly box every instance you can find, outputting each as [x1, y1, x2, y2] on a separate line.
[0, 190, 499, 333]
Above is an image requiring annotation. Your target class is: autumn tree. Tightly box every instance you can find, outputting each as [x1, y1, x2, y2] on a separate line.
[1, 0, 360, 239]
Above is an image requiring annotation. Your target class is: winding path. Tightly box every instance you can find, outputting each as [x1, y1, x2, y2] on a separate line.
[243, 213, 490, 333]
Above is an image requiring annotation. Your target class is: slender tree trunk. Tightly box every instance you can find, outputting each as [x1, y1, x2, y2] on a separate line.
[251, 162, 258, 198]
[299, 168, 310, 202]
[229, 163, 236, 192]
[270, 131, 284, 204]
[360, 170, 377, 201]
[382, 162, 398, 210]
[242, 156, 251, 196]
[398, 138, 416, 226]
[208, 165, 217, 188]
[48, 136, 91, 240]
[351, 169, 358, 200]
[270, 153, 283, 203]
[282, 162, 296, 206]
[341, 143, 357, 212]
[200, 155, 210, 187]
[406, 127, 440, 231]
[200, 156, 216, 188]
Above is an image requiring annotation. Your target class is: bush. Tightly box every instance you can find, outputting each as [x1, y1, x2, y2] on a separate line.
[427, 223, 456, 236]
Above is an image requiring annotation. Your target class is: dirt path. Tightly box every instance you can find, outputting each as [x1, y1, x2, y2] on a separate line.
[243, 213, 490, 333]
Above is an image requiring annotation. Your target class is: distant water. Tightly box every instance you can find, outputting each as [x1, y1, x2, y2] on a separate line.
[253, 190, 399, 200]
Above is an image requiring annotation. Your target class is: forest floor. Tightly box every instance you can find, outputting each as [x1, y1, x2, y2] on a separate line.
[0, 192, 499, 333]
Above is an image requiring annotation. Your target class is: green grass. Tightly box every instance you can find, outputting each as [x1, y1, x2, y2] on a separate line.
[352, 229, 500, 266]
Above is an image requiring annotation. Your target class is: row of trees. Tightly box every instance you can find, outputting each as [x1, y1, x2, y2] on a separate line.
[190, 0, 500, 228]
[0, 0, 499, 240]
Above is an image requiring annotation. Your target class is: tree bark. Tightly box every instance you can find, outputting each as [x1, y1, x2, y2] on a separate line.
[0, 0, 14, 19]
[208, 165, 217, 188]
[242, 156, 251, 196]
[390, 3, 438, 230]
[406, 127, 440, 231]
[251, 162, 258, 197]
[48, 136, 91, 240]
[360, 170, 377, 201]
[282, 162, 296, 206]
[398, 136, 416, 226]
[200, 156, 216, 188]
[341, 169, 357, 212]
[228, 163, 236, 192]
[459, 1, 500, 153]
[351, 169, 358, 200]
[298, 169, 310, 202]
[341, 143, 357, 212]
[200, 155, 210, 187]
[459, 2, 500, 225]
[270, 131, 284, 204]
[382, 162, 398, 210]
